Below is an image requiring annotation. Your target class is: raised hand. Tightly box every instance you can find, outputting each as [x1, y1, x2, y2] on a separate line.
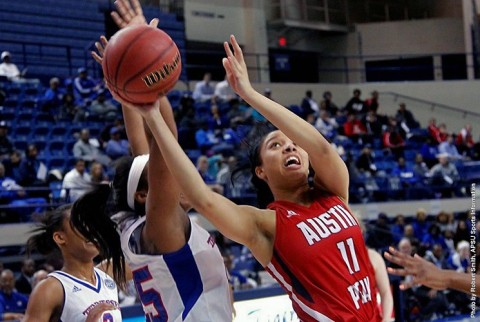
[384, 246, 446, 290]
[222, 35, 254, 99]
[91, 36, 108, 65]
[112, 0, 158, 29]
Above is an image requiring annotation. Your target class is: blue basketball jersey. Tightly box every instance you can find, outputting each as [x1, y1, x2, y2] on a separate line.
[48, 267, 121, 321]
[120, 216, 232, 321]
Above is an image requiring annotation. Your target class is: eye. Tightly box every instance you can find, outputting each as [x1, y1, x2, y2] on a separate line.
[269, 142, 281, 148]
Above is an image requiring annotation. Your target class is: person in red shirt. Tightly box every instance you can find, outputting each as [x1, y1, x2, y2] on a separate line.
[455, 124, 475, 156]
[344, 112, 368, 144]
[120, 35, 381, 322]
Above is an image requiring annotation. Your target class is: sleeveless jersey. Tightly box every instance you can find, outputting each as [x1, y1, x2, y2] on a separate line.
[48, 267, 121, 322]
[266, 195, 381, 322]
[120, 216, 232, 322]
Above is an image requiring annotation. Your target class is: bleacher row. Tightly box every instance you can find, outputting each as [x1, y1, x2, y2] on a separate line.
[0, 0, 187, 82]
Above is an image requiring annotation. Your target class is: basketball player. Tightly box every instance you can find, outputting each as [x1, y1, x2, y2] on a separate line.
[22, 204, 121, 322]
[117, 35, 381, 321]
[70, 1, 233, 320]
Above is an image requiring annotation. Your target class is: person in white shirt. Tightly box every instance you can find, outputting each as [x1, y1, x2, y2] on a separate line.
[61, 159, 91, 202]
[0, 51, 20, 81]
[192, 72, 215, 102]
[214, 75, 236, 103]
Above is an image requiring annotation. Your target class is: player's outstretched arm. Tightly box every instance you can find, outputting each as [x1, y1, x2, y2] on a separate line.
[385, 247, 475, 295]
[222, 35, 348, 201]
[121, 98, 274, 266]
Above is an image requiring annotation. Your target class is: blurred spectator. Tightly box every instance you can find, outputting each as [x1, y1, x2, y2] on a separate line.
[0, 269, 28, 319]
[41, 77, 64, 114]
[455, 124, 475, 156]
[416, 244, 449, 320]
[447, 240, 470, 272]
[362, 110, 384, 138]
[0, 51, 21, 81]
[0, 162, 26, 203]
[31, 269, 48, 290]
[0, 121, 14, 160]
[208, 104, 229, 132]
[197, 155, 223, 194]
[403, 224, 420, 251]
[391, 214, 406, 243]
[391, 157, 418, 188]
[223, 254, 257, 290]
[422, 225, 448, 251]
[412, 208, 430, 240]
[89, 90, 118, 121]
[105, 127, 130, 161]
[355, 145, 377, 175]
[89, 161, 108, 184]
[226, 98, 251, 125]
[314, 110, 338, 140]
[428, 118, 448, 144]
[364, 90, 379, 113]
[73, 67, 101, 103]
[300, 90, 319, 118]
[217, 155, 240, 198]
[420, 137, 439, 168]
[382, 117, 405, 159]
[366, 213, 394, 251]
[344, 88, 366, 116]
[213, 75, 236, 104]
[73, 129, 111, 167]
[435, 211, 455, 233]
[428, 153, 461, 197]
[2, 151, 22, 183]
[443, 229, 455, 254]
[320, 91, 339, 117]
[15, 259, 35, 295]
[17, 144, 48, 188]
[395, 102, 420, 133]
[99, 118, 127, 147]
[343, 113, 367, 144]
[412, 153, 430, 181]
[454, 220, 470, 246]
[192, 72, 214, 102]
[438, 134, 463, 160]
[195, 121, 219, 155]
[61, 159, 91, 202]
[59, 92, 85, 122]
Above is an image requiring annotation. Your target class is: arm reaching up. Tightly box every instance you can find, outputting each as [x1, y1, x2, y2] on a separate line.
[222, 35, 349, 201]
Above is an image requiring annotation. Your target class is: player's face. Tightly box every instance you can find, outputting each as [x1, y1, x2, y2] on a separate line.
[256, 130, 309, 186]
[60, 211, 100, 259]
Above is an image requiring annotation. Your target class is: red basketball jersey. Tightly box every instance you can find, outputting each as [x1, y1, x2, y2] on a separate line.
[266, 195, 381, 322]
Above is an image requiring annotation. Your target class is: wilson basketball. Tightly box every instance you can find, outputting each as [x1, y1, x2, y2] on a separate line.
[102, 25, 181, 104]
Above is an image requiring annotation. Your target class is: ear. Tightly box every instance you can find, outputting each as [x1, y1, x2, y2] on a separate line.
[255, 165, 267, 181]
[134, 190, 148, 205]
[53, 231, 66, 247]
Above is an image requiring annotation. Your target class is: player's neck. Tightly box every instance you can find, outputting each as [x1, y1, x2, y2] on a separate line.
[62, 263, 96, 285]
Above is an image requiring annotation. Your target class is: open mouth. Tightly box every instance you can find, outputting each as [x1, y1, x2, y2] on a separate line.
[284, 156, 300, 168]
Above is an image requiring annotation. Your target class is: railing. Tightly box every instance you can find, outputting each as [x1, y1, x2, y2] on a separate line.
[379, 91, 480, 120]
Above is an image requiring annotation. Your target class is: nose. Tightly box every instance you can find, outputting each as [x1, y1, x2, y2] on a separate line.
[284, 142, 296, 152]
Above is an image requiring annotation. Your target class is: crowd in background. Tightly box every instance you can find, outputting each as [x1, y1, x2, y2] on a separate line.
[1, 66, 480, 321]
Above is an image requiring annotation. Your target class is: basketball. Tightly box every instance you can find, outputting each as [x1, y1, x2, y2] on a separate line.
[102, 24, 181, 104]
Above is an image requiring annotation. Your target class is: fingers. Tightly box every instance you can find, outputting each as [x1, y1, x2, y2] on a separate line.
[230, 34, 244, 61]
[387, 266, 408, 277]
[92, 51, 102, 65]
[95, 40, 105, 57]
[111, 11, 126, 28]
[132, 0, 143, 16]
[100, 35, 108, 47]
[115, 0, 133, 23]
[149, 18, 159, 28]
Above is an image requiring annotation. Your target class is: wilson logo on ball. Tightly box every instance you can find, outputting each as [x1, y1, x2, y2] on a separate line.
[142, 52, 181, 88]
